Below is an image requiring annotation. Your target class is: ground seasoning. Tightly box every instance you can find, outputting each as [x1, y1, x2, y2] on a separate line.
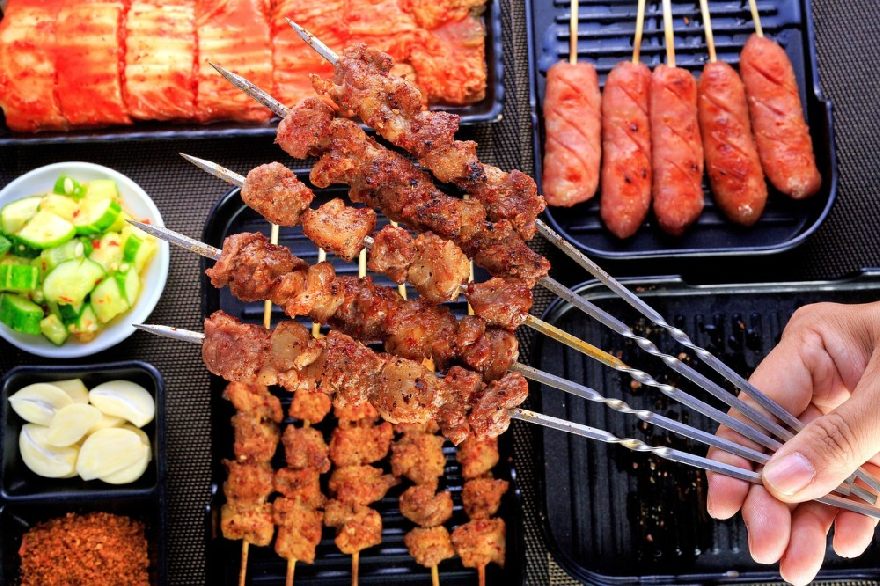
[18, 512, 150, 586]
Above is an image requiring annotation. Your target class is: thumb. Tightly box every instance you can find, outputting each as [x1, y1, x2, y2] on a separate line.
[761, 364, 880, 503]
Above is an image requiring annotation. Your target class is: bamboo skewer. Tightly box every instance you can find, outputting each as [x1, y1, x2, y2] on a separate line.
[352, 551, 360, 586]
[432, 564, 440, 586]
[698, 0, 717, 63]
[632, 0, 646, 64]
[239, 541, 249, 586]
[477, 564, 485, 586]
[748, 0, 763, 37]
[286, 558, 296, 586]
[662, 0, 675, 67]
[569, 0, 579, 64]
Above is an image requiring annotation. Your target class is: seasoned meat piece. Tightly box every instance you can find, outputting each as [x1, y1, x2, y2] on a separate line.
[436, 366, 483, 445]
[220, 501, 273, 546]
[274, 468, 325, 509]
[301, 198, 377, 261]
[465, 278, 533, 330]
[319, 329, 386, 406]
[330, 465, 399, 505]
[404, 526, 455, 568]
[282, 425, 331, 473]
[374, 358, 442, 424]
[457, 436, 498, 479]
[276, 97, 334, 159]
[334, 399, 380, 425]
[455, 315, 486, 350]
[242, 162, 314, 226]
[367, 225, 414, 283]
[204, 312, 274, 386]
[407, 233, 470, 303]
[270, 320, 323, 383]
[330, 420, 394, 467]
[385, 299, 458, 367]
[460, 328, 519, 381]
[394, 420, 440, 435]
[273, 502, 323, 564]
[282, 262, 345, 322]
[207, 233, 303, 301]
[331, 276, 401, 342]
[465, 220, 550, 286]
[452, 519, 506, 568]
[290, 388, 331, 424]
[223, 460, 273, 501]
[324, 498, 356, 527]
[324, 500, 383, 554]
[462, 477, 509, 519]
[391, 432, 447, 484]
[231, 413, 279, 463]
[468, 372, 529, 438]
[222, 382, 282, 424]
[399, 484, 454, 527]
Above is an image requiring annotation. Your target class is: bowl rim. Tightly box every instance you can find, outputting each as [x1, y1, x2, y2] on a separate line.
[0, 162, 170, 358]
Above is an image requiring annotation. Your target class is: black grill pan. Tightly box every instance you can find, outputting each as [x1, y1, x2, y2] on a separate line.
[532, 271, 880, 583]
[200, 185, 524, 585]
[0, 0, 503, 146]
[527, 0, 836, 258]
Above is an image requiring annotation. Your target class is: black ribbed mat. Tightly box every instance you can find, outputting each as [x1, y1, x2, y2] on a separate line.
[1, 0, 879, 584]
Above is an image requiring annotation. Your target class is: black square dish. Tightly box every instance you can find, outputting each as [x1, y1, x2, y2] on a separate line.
[0, 361, 165, 502]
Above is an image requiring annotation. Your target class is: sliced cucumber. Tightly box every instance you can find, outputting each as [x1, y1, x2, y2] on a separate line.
[73, 198, 122, 235]
[107, 210, 131, 234]
[90, 277, 129, 323]
[40, 314, 68, 345]
[116, 269, 141, 306]
[43, 258, 104, 306]
[130, 234, 156, 273]
[0, 234, 11, 256]
[0, 263, 39, 293]
[84, 179, 119, 202]
[53, 175, 85, 199]
[0, 293, 43, 335]
[89, 233, 124, 272]
[39, 194, 78, 221]
[17, 211, 76, 249]
[39, 239, 85, 272]
[1, 196, 42, 235]
[56, 301, 84, 323]
[68, 305, 98, 338]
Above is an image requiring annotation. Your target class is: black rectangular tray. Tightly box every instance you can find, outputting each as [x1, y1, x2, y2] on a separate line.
[532, 271, 880, 584]
[0, 361, 168, 586]
[0, 0, 503, 146]
[528, 0, 836, 259]
[200, 184, 524, 585]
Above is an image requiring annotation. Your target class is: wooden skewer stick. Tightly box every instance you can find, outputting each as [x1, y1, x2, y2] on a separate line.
[698, 0, 717, 63]
[263, 224, 280, 329]
[352, 551, 360, 586]
[432, 564, 440, 586]
[239, 541, 250, 586]
[569, 0, 579, 64]
[477, 564, 486, 586]
[661, 0, 675, 67]
[748, 0, 763, 37]
[286, 557, 296, 586]
[633, 0, 646, 64]
[311, 248, 327, 337]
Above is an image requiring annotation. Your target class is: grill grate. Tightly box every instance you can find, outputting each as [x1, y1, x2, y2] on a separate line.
[201, 186, 524, 585]
[533, 274, 880, 584]
[528, 0, 836, 258]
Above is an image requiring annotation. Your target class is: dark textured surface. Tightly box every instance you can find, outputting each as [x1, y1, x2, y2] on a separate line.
[0, 0, 878, 583]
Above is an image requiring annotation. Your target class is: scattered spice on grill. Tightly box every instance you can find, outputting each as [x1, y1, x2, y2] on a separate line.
[19, 512, 150, 586]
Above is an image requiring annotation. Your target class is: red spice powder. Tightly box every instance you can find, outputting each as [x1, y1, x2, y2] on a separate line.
[18, 512, 150, 586]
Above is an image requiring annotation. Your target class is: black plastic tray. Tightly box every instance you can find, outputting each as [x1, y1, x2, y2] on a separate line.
[0, 0, 503, 146]
[199, 185, 524, 585]
[532, 271, 880, 584]
[0, 361, 168, 586]
[527, 0, 837, 259]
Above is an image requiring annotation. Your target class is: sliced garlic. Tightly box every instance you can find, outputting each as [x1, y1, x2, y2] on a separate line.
[19, 424, 78, 478]
[8, 383, 73, 425]
[76, 428, 145, 481]
[100, 447, 150, 484]
[49, 379, 89, 404]
[119, 423, 152, 462]
[47, 404, 102, 447]
[88, 380, 155, 428]
[88, 413, 126, 433]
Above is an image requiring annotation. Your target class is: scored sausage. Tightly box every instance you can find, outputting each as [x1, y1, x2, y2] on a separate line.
[600, 61, 652, 239]
[541, 62, 602, 207]
[650, 64, 704, 235]
[740, 34, 821, 199]
[698, 61, 767, 226]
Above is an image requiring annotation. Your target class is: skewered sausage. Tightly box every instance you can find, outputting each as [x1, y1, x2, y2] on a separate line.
[698, 61, 767, 226]
[740, 34, 821, 199]
[650, 65, 704, 235]
[541, 62, 602, 207]
[600, 61, 652, 238]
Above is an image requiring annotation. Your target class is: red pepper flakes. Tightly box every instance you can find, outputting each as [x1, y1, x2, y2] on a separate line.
[18, 512, 150, 586]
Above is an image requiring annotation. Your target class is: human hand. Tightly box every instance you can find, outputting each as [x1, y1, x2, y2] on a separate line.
[705, 301, 880, 585]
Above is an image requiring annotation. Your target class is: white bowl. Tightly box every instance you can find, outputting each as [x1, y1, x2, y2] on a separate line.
[0, 162, 170, 358]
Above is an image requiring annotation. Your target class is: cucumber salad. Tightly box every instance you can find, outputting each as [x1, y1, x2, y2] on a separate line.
[0, 175, 158, 345]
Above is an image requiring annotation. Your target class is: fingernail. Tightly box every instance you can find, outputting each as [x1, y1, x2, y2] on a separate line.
[762, 452, 815, 496]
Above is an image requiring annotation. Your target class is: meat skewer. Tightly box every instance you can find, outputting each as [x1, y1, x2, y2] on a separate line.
[651, 0, 705, 235]
[741, 0, 821, 199]
[696, 0, 767, 226]
[540, 0, 602, 207]
[600, 0, 652, 238]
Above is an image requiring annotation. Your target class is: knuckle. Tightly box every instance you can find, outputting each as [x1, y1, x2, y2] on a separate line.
[810, 411, 861, 462]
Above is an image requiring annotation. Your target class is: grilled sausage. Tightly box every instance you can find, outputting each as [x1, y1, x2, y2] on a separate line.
[650, 65, 704, 235]
[698, 61, 767, 226]
[600, 61, 652, 239]
[541, 62, 602, 207]
[740, 34, 821, 199]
